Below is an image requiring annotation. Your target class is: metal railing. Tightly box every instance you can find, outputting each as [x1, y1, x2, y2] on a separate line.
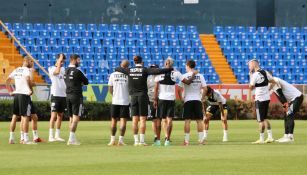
[0, 20, 49, 77]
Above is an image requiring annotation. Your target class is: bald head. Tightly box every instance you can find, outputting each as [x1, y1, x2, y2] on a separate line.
[120, 60, 130, 68]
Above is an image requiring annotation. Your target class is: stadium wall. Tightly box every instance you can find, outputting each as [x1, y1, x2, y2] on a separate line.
[0, 0, 305, 33]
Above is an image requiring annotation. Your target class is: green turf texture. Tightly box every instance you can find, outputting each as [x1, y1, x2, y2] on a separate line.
[0, 120, 307, 175]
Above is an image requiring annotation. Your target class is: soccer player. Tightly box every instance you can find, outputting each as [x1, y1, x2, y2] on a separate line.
[115, 55, 173, 146]
[147, 64, 160, 144]
[268, 71, 304, 143]
[6, 56, 34, 144]
[48, 53, 66, 142]
[178, 59, 207, 146]
[64, 54, 89, 145]
[248, 59, 275, 144]
[107, 60, 130, 146]
[8, 59, 44, 144]
[153, 57, 196, 146]
[202, 86, 229, 142]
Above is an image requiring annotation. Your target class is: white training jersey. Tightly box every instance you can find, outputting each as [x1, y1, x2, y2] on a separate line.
[155, 70, 184, 101]
[8, 67, 31, 95]
[207, 90, 226, 105]
[250, 70, 273, 101]
[179, 72, 207, 102]
[272, 77, 302, 102]
[147, 75, 156, 102]
[108, 72, 129, 105]
[48, 66, 67, 97]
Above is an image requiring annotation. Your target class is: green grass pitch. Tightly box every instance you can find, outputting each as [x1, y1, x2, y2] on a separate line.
[0, 120, 307, 175]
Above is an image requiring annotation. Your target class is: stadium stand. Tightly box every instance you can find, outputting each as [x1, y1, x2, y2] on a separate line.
[1, 23, 220, 84]
[214, 26, 307, 84]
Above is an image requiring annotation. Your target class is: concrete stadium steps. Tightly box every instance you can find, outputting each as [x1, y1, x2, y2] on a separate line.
[200, 34, 237, 84]
[0, 31, 45, 84]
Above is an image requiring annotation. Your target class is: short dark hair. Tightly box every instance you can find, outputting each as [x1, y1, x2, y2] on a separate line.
[57, 53, 66, 60]
[133, 55, 142, 64]
[206, 86, 213, 95]
[186, 59, 196, 69]
[70, 54, 80, 61]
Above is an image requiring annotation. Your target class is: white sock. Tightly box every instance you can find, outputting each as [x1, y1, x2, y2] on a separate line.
[32, 130, 38, 140]
[24, 133, 29, 142]
[69, 132, 75, 142]
[203, 130, 208, 138]
[133, 134, 139, 143]
[9, 132, 14, 140]
[260, 133, 265, 142]
[110, 136, 116, 142]
[119, 136, 124, 142]
[223, 130, 228, 137]
[49, 129, 54, 138]
[267, 130, 273, 139]
[55, 129, 60, 138]
[140, 134, 145, 143]
[20, 131, 24, 141]
[198, 132, 204, 142]
[184, 133, 190, 143]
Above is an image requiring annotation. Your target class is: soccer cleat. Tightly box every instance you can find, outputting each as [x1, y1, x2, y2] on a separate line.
[9, 139, 15, 144]
[223, 136, 228, 142]
[278, 136, 293, 143]
[152, 140, 161, 146]
[183, 141, 189, 146]
[118, 142, 127, 146]
[54, 137, 65, 142]
[276, 135, 289, 142]
[23, 141, 37, 145]
[198, 140, 206, 145]
[252, 139, 265, 144]
[48, 137, 56, 142]
[67, 140, 81, 146]
[164, 140, 170, 146]
[107, 141, 116, 146]
[33, 137, 44, 143]
[138, 142, 148, 146]
[265, 138, 274, 143]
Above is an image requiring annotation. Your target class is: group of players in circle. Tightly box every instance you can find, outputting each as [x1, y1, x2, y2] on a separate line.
[5, 54, 304, 146]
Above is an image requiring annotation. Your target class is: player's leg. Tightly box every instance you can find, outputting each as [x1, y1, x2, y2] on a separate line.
[184, 119, 191, 145]
[139, 95, 149, 146]
[253, 101, 266, 144]
[67, 97, 82, 145]
[203, 112, 212, 141]
[195, 101, 204, 144]
[108, 117, 118, 146]
[31, 113, 43, 142]
[163, 118, 168, 140]
[54, 112, 65, 141]
[164, 117, 172, 146]
[221, 106, 229, 142]
[9, 115, 18, 144]
[49, 111, 57, 141]
[131, 95, 140, 145]
[118, 117, 127, 146]
[263, 101, 274, 143]
[196, 119, 204, 144]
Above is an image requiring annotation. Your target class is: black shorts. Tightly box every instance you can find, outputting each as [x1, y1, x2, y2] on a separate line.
[30, 101, 36, 114]
[206, 104, 228, 116]
[66, 95, 83, 117]
[157, 99, 175, 119]
[13, 94, 31, 117]
[130, 94, 149, 117]
[255, 100, 270, 122]
[51, 95, 67, 113]
[288, 95, 304, 116]
[149, 101, 157, 119]
[110, 104, 130, 119]
[183, 100, 203, 120]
